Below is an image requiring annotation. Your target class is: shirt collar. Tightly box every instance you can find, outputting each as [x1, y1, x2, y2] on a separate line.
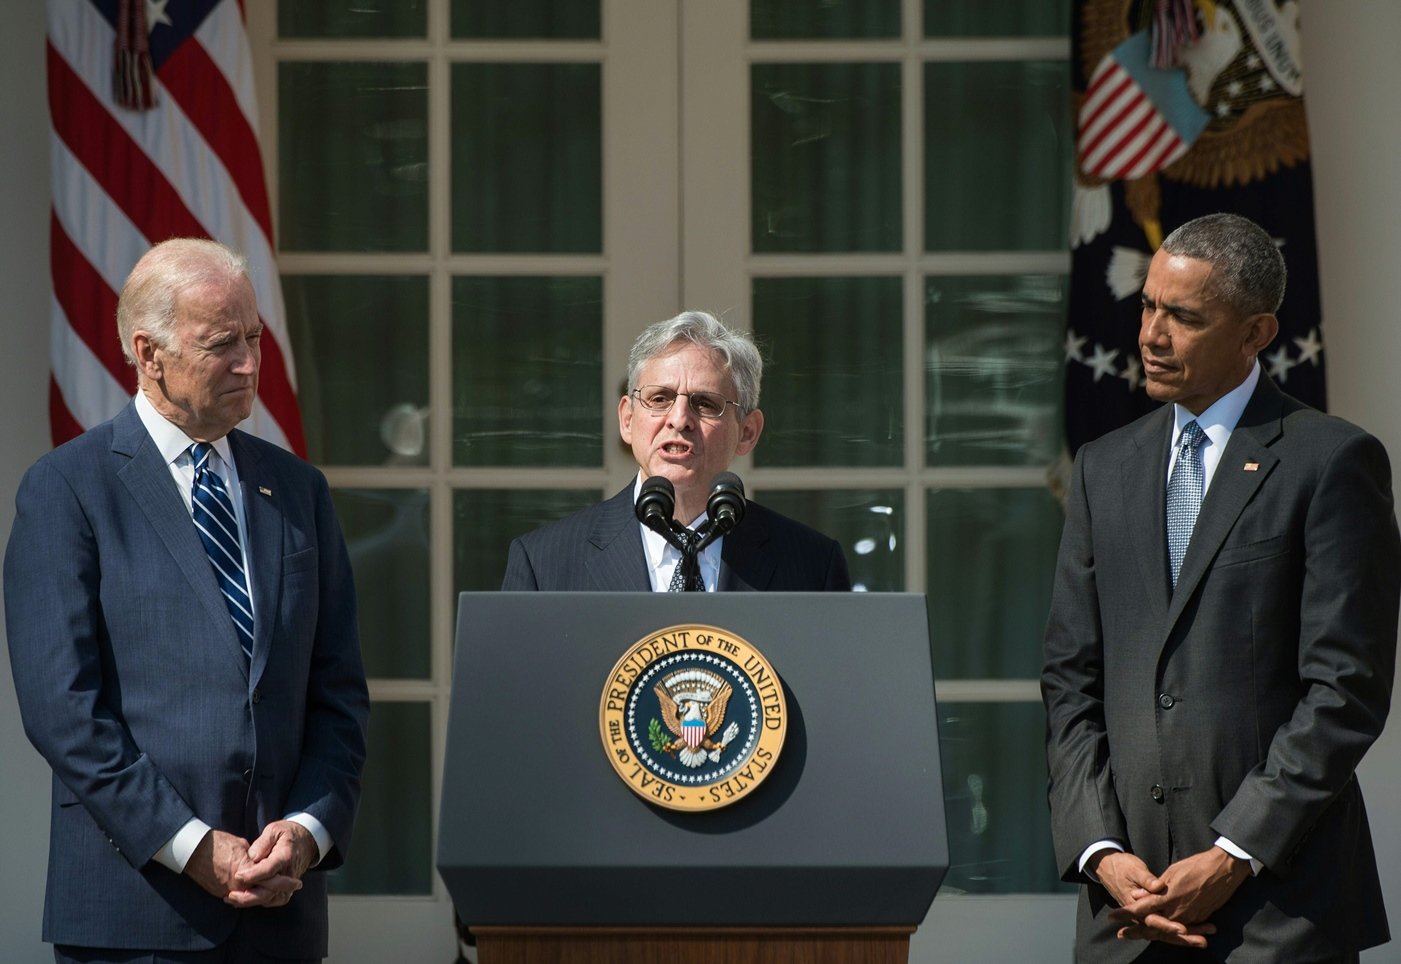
[1173, 360, 1260, 446]
[133, 390, 235, 470]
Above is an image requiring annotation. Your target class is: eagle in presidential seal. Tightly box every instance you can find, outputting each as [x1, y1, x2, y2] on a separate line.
[599, 624, 787, 812]
[651, 668, 742, 767]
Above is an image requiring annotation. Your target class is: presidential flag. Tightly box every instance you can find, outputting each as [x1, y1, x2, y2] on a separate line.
[47, 0, 304, 454]
[1065, 0, 1323, 453]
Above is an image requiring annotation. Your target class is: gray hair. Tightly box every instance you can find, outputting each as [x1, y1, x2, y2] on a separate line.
[116, 237, 250, 366]
[1160, 213, 1287, 317]
[626, 311, 763, 413]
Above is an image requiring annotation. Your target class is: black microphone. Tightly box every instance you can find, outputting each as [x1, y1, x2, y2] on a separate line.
[636, 475, 678, 537]
[705, 472, 746, 534]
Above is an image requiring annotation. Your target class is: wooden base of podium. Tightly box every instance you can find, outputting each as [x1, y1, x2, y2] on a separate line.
[470, 926, 916, 964]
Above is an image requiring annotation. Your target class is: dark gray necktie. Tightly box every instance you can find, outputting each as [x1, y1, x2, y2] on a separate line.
[1166, 420, 1207, 589]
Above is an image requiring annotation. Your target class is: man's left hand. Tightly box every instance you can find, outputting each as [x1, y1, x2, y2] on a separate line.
[232, 820, 318, 907]
[1109, 846, 1251, 940]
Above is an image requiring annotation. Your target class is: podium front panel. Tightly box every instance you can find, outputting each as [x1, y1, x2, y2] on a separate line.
[437, 592, 947, 926]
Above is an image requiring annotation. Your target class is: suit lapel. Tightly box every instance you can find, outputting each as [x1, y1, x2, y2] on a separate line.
[585, 486, 652, 590]
[229, 431, 278, 686]
[719, 505, 773, 592]
[1122, 406, 1173, 621]
[112, 404, 249, 679]
[1166, 378, 1283, 630]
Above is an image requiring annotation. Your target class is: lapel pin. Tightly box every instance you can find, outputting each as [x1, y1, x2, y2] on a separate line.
[258, 486, 273, 496]
[1243, 462, 1259, 472]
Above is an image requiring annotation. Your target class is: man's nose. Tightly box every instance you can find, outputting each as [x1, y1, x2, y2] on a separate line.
[665, 393, 696, 427]
[231, 342, 259, 374]
[1141, 311, 1169, 347]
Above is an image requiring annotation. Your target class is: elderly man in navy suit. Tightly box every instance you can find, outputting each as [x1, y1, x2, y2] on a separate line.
[1043, 213, 1399, 962]
[501, 311, 850, 593]
[5, 238, 369, 963]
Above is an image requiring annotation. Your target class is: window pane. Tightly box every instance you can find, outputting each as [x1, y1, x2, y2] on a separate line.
[284, 275, 429, 467]
[279, 1, 426, 38]
[451, 63, 602, 253]
[452, 276, 603, 467]
[924, 61, 1069, 251]
[454, 489, 602, 591]
[753, 276, 903, 467]
[752, 63, 902, 253]
[332, 489, 430, 680]
[327, 701, 432, 895]
[279, 62, 428, 253]
[925, 275, 1065, 467]
[926, 488, 1060, 679]
[924, 0, 1070, 38]
[451, 0, 599, 38]
[757, 489, 903, 591]
[751, 0, 899, 39]
[938, 701, 1073, 894]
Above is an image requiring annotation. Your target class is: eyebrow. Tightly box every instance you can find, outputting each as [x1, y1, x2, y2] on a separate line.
[1141, 292, 1206, 322]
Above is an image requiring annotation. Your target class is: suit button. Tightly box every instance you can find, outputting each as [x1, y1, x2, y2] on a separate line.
[242, 769, 254, 784]
[1150, 784, 1164, 802]
[251, 688, 262, 704]
[1158, 693, 1175, 709]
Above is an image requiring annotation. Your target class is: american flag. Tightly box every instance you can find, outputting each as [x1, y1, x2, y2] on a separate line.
[1077, 32, 1208, 182]
[47, 0, 304, 454]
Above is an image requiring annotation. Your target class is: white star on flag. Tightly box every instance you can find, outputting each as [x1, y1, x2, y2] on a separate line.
[1265, 345, 1298, 382]
[1119, 356, 1143, 391]
[1293, 328, 1323, 366]
[1086, 343, 1121, 383]
[1065, 329, 1088, 363]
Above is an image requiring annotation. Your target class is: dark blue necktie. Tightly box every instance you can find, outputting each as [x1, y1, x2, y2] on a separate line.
[1166, 421, 1207, 589]
[190, 443, 254, 660]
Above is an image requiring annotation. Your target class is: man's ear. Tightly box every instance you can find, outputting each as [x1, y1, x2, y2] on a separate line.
[617, 393, 634, 446]
[1244, 313, 1279, 356]
[131, 330, 164, 381]
[735, 408, 764, 456]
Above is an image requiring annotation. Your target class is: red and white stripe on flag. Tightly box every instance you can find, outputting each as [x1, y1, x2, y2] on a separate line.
[1077, 56, 1191, 182]
[46, 0, 305, 455]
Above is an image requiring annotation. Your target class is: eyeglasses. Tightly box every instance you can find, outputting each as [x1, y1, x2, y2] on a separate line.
[630, 385, 742, 420]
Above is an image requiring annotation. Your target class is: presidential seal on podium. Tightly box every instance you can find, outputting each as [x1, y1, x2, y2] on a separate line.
[599, 623, 787, 811]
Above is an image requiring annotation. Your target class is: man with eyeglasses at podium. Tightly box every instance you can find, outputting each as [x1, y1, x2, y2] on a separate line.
[501, 311, 851, 593]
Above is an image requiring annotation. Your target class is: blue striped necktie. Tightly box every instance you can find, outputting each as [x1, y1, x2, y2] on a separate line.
[189, 442, 254, 661]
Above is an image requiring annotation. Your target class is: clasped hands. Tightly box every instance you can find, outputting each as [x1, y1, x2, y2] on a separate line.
[1090, 846, 1252, 948]
[185, 820, 318, 909]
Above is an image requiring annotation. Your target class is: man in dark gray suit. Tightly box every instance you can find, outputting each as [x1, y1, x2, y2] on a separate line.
[5, 238, 369, 962]
[1043, 213, 1399, 962]
[502, 311, 850, 592]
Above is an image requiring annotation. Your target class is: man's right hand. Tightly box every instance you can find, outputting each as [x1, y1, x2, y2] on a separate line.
[184, 829, 303, 908]
[1089, 851, 1212, 948]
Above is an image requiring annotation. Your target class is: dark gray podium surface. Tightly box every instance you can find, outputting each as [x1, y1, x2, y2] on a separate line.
[437, 592, 947, 926]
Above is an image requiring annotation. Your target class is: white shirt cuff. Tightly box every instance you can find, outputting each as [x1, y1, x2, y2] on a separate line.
[1077, 839, 1124, 881]
[286, 812, 332, 867]
[1213, 835, 1262, 875]
[154, 818, 213, 873]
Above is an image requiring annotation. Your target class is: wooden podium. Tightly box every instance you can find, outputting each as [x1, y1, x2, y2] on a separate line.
[438, 593, 947, 964]
[470, 926, 916, 963]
